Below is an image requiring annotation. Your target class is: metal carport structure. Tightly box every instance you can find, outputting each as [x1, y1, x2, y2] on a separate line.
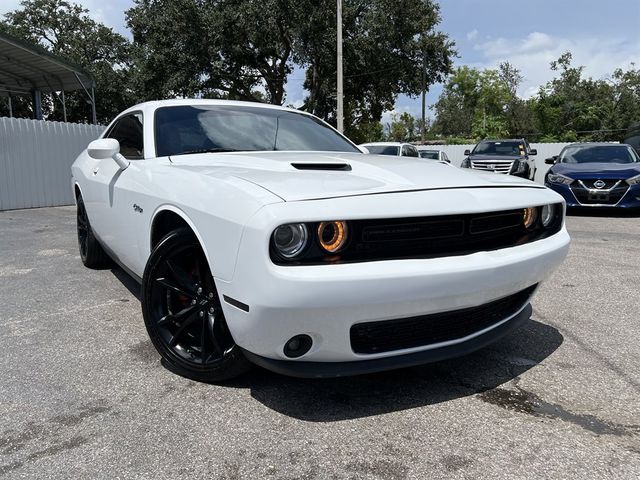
[0, 31, 97, 124]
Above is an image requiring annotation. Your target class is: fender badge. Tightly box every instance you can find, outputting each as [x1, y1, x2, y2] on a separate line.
[133, 204, 143, 213]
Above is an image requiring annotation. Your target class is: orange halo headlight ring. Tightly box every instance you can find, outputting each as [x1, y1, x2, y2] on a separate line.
[317, 221, 349, 253]
[523, 207, 538, 230]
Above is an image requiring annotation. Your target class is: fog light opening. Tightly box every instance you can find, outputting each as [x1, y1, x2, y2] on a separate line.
[283, 334, 313, 358]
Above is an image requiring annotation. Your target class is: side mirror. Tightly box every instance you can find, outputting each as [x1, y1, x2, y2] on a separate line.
[87, 138, 129, 170]
[464, 149, 471, 156]
[529, 149, 538, 156]
[357, 145, 370, 154]
[544, 156, 558, 165]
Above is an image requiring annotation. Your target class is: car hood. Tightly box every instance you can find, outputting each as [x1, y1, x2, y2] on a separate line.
[468, 154, 522, 161]
[551, 162, 640, 179]
[169, 151, 541, 202]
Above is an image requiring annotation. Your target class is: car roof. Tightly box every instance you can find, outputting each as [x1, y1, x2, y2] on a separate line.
[480, 139, 525, 142]
[119, 99, 311, 117]
[565, 142, 623, 147]
[360, 142, 408, 146]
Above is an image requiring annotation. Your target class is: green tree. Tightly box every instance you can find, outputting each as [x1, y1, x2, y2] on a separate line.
[0, 0, 133, 123]
[533, 52, 617, 140]
[127, 0, 302, 104]
[387, 112, 413, 141]
[433, 66, 513, 138]
[349, 120, 384, 144]
[298, 0, 455, 139]
[498, 61, 535, 136]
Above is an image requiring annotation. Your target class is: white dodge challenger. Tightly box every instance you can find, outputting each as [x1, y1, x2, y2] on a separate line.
[71, 99, 570, 382]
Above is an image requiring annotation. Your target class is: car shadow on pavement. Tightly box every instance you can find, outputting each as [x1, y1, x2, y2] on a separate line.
[228, 319, 563, 422]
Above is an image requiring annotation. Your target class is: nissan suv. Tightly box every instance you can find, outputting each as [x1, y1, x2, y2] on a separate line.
[461, 139, 537, 180]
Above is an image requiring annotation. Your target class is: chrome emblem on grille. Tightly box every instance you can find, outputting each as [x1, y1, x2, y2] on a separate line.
[593, 179, 606, 189]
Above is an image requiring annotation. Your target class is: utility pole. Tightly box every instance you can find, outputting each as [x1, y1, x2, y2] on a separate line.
[336, 0, 344, 133]
[421, 51, 426, 143]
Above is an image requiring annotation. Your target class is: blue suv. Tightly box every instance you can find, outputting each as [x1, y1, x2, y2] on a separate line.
[544, 143, 640, 209]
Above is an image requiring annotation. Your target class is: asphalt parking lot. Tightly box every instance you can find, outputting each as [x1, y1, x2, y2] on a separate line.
[0, 206, 639, 479]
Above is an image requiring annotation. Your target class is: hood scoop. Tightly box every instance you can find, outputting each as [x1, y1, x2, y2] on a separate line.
[291, 162, 352, 171]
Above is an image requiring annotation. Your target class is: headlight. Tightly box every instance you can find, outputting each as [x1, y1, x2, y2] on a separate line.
[317, 221, 349, 253]
[273, 223, 308, 258]
[512, 160, 526, 174]
[461, 158, 470, 168]
[547, 173, 573, 185]
[626, 174, 640, 186]
[523, 207, 538, 229]
[541, 204, 555, 227]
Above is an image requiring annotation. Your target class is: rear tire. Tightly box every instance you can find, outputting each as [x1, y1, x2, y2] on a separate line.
[141, 228, 251, 382]
[76, 195, 111, 268]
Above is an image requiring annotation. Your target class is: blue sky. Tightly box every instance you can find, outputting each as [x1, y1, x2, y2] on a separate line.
[3, 0, 639, 124]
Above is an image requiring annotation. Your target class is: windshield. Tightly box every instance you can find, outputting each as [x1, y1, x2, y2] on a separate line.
[419, 151, 439, 160]
[560, 145, 639, 164]
[472, 141, 525, 156]
[154, 105, 360, 156]
[365, 145, 400, 156]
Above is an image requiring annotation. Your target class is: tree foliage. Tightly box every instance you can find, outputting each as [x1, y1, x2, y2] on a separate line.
[297, 0, 454, 139]
[0, 0, 133, 123]
[432, 53, 640, 142]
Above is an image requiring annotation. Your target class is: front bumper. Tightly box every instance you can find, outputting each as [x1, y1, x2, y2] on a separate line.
[242, 303, 532, 378]
[212, 188, 569, 371]
[546, 182, 640, 208]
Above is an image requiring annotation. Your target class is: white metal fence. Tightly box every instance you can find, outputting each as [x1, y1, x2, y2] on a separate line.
[0, 117, 103, 211]
[431, 143, 571, 184]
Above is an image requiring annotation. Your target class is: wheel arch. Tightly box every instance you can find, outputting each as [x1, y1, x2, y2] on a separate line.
[73, 182, 83, 205]
[148, 205, 215, 275]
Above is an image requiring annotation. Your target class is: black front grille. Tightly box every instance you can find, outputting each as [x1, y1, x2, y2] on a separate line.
[570, 182, 628, 205]
[271, 205, 563, 265]
[350, 285, 537, 354]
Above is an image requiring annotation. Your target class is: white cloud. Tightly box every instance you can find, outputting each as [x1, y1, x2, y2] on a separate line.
[466, 29, 478, 41]
[473, 32, 640, 98]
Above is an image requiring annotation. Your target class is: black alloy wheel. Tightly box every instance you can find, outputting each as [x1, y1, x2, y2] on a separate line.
[76, 195, 110, 268]
[142, 228, 250, 382]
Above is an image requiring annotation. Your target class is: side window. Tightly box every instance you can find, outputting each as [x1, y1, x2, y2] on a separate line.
[406, 146, 419, 157]
[401, 145, 409, 156]
[106, 112, 144, 160]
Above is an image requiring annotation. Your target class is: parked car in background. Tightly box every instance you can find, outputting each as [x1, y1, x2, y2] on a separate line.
[416, 148, 451, 163]
[359, 142, 420, 157]
[544, 143, 640, 209]
[461, 139, 537, 180]
[72, 99, 569, 382]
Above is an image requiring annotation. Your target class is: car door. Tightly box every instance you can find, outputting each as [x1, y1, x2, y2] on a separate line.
[89, 112, 145, 270]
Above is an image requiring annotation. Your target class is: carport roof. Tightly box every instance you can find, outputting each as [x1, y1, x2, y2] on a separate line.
[0, 31, 95, 97]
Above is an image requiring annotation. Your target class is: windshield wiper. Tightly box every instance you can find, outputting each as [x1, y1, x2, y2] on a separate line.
[180, 147, 242, 155]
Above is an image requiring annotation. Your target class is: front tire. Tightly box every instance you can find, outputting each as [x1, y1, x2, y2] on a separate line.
[141, 228, 250, 382]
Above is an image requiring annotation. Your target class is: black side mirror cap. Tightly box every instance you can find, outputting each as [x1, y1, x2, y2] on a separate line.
[529, 149, 537, 156]
[544, 156, 557, 165]
[464, 149, 471, 156]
